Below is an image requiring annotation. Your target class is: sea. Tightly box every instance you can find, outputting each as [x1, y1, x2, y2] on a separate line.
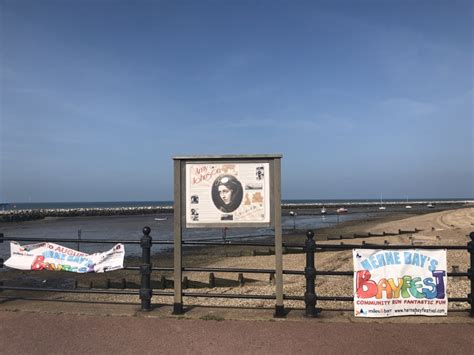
[0, 199, 471, 261]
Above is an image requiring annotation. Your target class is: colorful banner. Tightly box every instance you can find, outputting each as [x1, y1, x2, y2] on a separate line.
[185, 162, 270, 226]
[353, 249, 447, 317]
[4, 242, 125, 273]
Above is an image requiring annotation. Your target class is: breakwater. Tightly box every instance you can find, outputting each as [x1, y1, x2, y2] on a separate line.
[0, 206, 173, 222]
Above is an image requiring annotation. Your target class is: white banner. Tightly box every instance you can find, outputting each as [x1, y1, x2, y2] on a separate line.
[185, 162, 270, 226]
[353, 249, 447, 317]
[4, 242, 125, 273]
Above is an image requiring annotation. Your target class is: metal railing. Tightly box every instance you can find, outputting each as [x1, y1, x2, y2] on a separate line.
[0, 228, 306, 313]
[1, 228, 472, 317]
[303, 230, 474, 317]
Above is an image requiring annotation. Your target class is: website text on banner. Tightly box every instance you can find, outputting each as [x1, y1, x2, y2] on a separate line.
[353, 249, 447, 317]
[4, 242, 125, 273]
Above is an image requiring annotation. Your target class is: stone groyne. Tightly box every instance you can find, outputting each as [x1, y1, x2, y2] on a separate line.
[0, 206, 173, 223]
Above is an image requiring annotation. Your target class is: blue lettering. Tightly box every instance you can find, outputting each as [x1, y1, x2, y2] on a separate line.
[404, 252, 412, 264]
[422, 278, 437, 299]
[361, 260, 372, 271]
[385, 252, 395, 265]
[376, 254, 386, 267]
[412, 253, 420, 267]
[394, 252, 401, 264]
[420, 254, 428, 268]
[428, 259, 438, 272]
[432, 270, 446, 299]
[369, 255, 379, 269]
[42, 251, 54, 258]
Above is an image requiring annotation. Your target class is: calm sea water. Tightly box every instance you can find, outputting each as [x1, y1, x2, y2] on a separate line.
[0, 207, 389, 260]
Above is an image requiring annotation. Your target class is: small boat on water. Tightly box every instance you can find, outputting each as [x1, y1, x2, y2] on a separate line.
[336, 207, 348, 214]
[427, 203, 435, 208]
[405, 197, 412, 209]
[321, 206, 327, 215]
[378, 194, 386, 210]
[154, 217, 168, 221]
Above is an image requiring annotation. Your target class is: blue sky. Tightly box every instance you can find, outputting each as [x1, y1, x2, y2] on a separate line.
[1, 0, 472, 202]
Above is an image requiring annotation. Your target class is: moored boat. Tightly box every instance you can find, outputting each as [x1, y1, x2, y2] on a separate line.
[379, 194, 386, 210]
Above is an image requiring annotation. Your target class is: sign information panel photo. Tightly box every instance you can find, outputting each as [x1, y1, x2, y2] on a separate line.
[353, 248, 447, 317]
[185, 162, 270, 226]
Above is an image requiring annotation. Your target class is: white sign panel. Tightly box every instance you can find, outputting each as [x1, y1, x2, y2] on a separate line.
[353, 249, 447, 317]
[185, 162, 270, 226]
[4, 242, 125, 273]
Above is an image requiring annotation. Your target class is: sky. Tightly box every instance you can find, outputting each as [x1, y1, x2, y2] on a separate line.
[0, 0, 473, 202]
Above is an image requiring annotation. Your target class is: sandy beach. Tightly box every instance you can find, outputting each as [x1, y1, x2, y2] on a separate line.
[2, 207, 472, 313]
[149, 207, 474, 310]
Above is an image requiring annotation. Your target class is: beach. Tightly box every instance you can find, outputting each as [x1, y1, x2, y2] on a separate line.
[1, 206, 472, 313]
[147, 207, 473, 310]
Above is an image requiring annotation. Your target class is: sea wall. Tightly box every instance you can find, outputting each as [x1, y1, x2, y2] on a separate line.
[0, 206, 173, 222]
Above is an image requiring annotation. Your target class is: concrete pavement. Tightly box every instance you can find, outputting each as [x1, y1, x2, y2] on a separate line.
[0, 298, 473, 354]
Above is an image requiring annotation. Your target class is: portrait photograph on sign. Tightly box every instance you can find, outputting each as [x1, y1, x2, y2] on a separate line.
[185, 162, 270, 226]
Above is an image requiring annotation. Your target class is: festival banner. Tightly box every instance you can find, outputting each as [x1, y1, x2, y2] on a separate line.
[353, 249, 447, 317]
[4, 242, 125, 273]
[185, 162, 270, 226]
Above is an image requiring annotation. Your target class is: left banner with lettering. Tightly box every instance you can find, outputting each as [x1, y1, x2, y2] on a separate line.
[4, 242, 125, 273]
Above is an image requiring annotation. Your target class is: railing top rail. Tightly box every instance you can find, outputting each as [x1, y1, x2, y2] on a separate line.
[315, 243, 467, 250]
[0, 236, 141, 244]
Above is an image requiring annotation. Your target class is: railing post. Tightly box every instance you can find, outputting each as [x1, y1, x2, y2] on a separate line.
[468, 232, 474, 317]
[139, 226, 152, 311]
[304, 230, 319, 317]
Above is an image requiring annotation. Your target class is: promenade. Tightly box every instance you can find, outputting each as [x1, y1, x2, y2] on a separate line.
[1, 305, 473, 354]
